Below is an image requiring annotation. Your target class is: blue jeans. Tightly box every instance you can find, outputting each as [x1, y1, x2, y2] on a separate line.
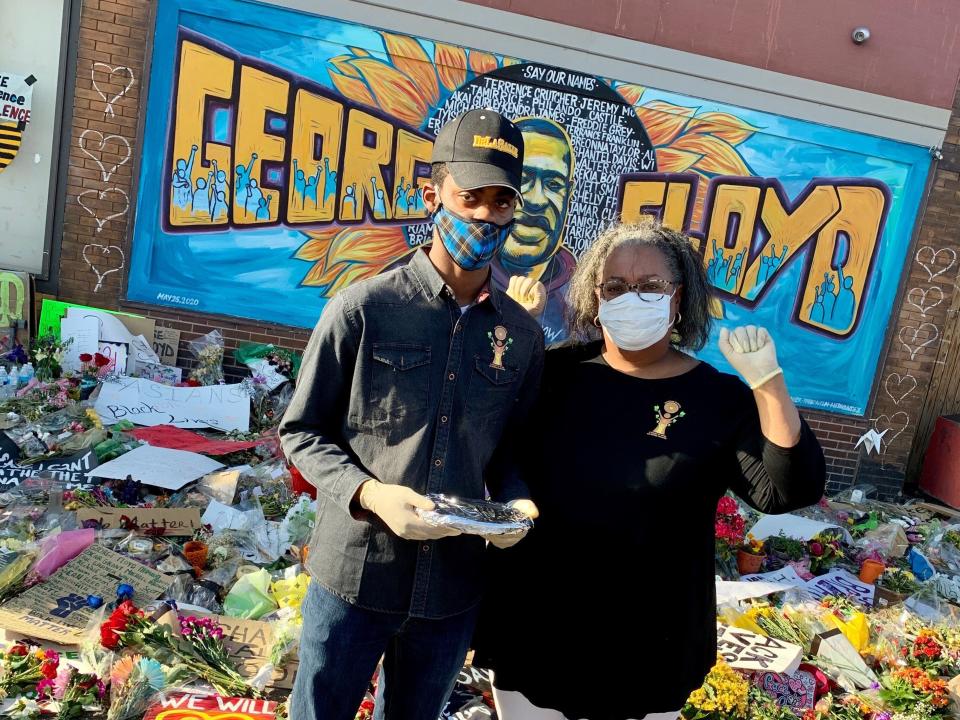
[290, 581, 479, 720]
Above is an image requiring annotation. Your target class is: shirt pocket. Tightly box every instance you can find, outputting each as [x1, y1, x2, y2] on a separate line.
[466, 356, 520, 433]
[362, 342, 432, 436]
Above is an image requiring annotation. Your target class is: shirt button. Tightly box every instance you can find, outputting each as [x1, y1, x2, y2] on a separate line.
[434, 458, 443, 467]
[448, 373, 456, 381]
[441, 416, 448, 423]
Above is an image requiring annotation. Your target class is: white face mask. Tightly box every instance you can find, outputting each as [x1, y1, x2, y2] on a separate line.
[597, 291, 674, 351]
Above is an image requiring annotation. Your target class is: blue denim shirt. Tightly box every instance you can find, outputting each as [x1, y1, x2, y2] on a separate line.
[279, 248, 545, 618]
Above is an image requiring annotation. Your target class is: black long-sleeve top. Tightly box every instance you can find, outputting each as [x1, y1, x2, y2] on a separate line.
[473, 341, 826, 719]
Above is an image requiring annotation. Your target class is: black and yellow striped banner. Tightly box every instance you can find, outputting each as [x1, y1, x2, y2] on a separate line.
[0, 122, 23, 173]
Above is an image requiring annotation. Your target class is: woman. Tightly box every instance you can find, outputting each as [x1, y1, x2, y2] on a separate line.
[476, 222, 826, 720]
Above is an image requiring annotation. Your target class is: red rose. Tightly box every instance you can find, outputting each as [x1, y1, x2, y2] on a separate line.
[94, 353, 111, 368]
[79, 353, 93, 363]
[40, 660, 58, 679]
[8, 645, 27, 657]
[926, 645, 939, 658]
[809, 542, 824, 557]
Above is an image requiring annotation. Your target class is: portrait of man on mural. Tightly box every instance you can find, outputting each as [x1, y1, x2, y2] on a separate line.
[491, 116, 578, 340]
[279, 108, 544, 720]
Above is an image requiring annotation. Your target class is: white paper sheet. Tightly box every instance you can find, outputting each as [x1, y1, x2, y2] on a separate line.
[716, 580, 801, 605]
[94, 378, 250, 431]
[749, 514, 852, 543]
[88, 445, 223, 490]
[60, 316, 99, 373]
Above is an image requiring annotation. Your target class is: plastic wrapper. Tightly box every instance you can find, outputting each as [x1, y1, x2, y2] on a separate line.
[223, 567, 278, 619]
[31, 527, 96, 579]
[279, 496, 315, 548]
[164, 574, 222, 614]
[251, 606, 302, 692]
[270, 571, 309, 614]
[415, 495, 533, 537]
[0, 544, 38, 602]
[106, 659, 198, 720]
[234, 343, 301, 384]
[856, 523, 910, 561]
[188, 330, 225, 386]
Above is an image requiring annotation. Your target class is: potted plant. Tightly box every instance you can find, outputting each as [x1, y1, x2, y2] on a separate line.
[764, 533, 807, 570]
[808, 530, 844, 575]
[737, 534, 765, 575]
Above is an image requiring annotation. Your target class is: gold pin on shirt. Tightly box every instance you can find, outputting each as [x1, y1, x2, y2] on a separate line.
[488, 325, 513, 369]
[649, 400, 685, 439]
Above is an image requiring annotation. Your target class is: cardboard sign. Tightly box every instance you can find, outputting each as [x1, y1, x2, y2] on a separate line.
[144, 694, 277, 720]
[95, 378, 251, 432]
[0, 544, 169, 643]
[153, 327, 181, 366]
[38, 300, 154, 345]
[753, 670, 816, 711]
[135, 362, 182, 385]
[0, 433, 98, 487]
[88, 444, 224, 491]
[716, 623, 803, 675]
[805, 569, 875, 607]
[76, 506, 202, 536]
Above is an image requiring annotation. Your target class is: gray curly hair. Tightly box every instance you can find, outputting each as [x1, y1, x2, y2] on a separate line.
[566, 222, 713, 350]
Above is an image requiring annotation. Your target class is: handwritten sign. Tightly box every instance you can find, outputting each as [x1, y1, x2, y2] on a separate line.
[135, 362, 182, 385]
[153, 327, 181, 366]
[741, 566, 805, 585]
[753, 671, 816, 711]
[0, 544, 169, 643]
[144, 694, 277, 720]
[95, 378, 250, 431]
[805, 569, 875, 607]
[0, 433, 98, 487]
[88, 444, 224, 490]
[716, 623, 803, 675]
[76, 507, 202, 536]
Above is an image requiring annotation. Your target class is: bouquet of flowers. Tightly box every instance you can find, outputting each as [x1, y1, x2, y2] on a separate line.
[877, 566, 921, 595]
[682, 657, 749, 720]
[30, 334, 73, 382]
[0, 645, 59, 699]
[878, 667, 950, 715]
[898, 628, 958, 675]
[107, 655, 178, 720]
[40, 666, 107, 719]
[188, 331, 225, 386]
[808, 530, 845, 574]
[715, 497, 746, 578]
[3, 379, 76, 421]
[78, 352, 112, 382]
[99, 601, 259, 698]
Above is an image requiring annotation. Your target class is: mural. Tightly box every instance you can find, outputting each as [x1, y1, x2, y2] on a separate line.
[128, 0, 932, 415]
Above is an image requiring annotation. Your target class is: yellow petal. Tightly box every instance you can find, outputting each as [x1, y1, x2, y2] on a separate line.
[615, 83, 645, 106]
[435, 43, 468, 90]
[636, 100, 696, 147]
[347, 46, 371, 58]
[501, 56, 521, 67]
[469, 50, 498, 75]
[655, 146, 702, 173]
[381, 33, 440, 107]
[329, 70, 375, 108]
[352, 58, 430, 126]
[671, 134, 752, 176]
[299, 227, 413, 295]
[683, 111, 761, 146]
[330, 56, 362, 79]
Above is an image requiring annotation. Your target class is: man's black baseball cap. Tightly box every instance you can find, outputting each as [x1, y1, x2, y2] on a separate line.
[431, 109, 524, 199]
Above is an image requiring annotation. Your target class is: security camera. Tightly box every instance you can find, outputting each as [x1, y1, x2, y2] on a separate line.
[852, 27, 871, 44]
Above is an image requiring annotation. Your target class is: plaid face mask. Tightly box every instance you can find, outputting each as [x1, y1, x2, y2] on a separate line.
[433, 204, 514, 271]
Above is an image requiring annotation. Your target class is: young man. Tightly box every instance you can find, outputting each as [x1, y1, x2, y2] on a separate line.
[279, 108, 545, 720]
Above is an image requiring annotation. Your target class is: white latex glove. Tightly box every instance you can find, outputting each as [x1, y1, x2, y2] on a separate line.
[484, 499, 540, 549]
[358, 481, 461, 541]
[506, 275, 547, 318]
[718, 325, 783, 390]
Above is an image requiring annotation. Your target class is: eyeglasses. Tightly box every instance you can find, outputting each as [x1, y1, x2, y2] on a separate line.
[596, 279, 677, 301]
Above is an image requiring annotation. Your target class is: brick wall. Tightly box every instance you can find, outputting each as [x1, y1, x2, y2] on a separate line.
[52, 0, 960, 497]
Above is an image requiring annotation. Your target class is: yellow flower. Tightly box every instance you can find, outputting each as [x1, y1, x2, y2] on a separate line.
[85, 408, 103, 429]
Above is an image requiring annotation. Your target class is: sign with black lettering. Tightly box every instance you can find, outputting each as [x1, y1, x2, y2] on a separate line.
[716, 623, 803, 675]
[0, 73, 35, 173]
[0, 433, 98, 487]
